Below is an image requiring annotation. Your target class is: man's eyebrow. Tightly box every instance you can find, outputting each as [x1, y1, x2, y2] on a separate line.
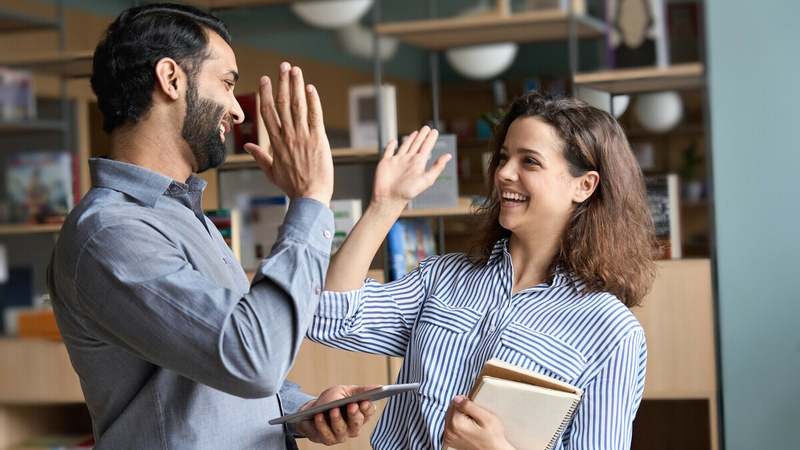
[228, 70, 239, 83]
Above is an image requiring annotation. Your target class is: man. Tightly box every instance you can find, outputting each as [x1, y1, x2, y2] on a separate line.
[47, 4, 376, 449]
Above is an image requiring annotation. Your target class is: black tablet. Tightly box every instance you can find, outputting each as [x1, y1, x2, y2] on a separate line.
[268, 383, 420, 425]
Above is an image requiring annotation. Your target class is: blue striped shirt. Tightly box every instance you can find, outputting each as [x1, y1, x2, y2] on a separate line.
[308, 239, 646, 449]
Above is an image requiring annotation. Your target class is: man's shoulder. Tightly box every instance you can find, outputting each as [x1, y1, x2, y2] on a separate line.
[59, 187, 157, 250]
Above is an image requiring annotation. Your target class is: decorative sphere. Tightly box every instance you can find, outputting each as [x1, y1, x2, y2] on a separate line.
[634, 90, 684, 133]
[335, 22, 399, 61]
[445, 42, 518, 80]
[291, 0, 374, 29]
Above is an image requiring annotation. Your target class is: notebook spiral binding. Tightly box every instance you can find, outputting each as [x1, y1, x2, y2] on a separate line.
[545, 396, 583, 449]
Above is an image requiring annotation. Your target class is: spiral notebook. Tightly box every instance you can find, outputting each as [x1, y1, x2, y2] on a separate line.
[443, 358, 583, 450]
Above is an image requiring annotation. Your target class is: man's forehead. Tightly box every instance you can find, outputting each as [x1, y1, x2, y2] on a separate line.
[206, 31, 238, 74]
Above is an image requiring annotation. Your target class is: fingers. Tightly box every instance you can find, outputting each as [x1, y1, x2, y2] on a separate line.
[382, 140, 398, 161]
[345, 403, 365, 434]
[306, 83, 325, 137]
[243, 142, 274, 181]
[289, 66, 309, 136]
[417, 127, 440, 159]
[452, 395, 486, 426]
[397, 126, 439, 158]
[327, 408, 349, 442]
[359, 400, 376, 423]
[258, 76, 283, 149]
[276, 62, 294, 133]
[423, 153, 452, 185]
[395, 130, 420, 155]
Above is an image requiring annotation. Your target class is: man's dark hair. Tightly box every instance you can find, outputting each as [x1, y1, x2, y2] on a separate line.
[91, 3, 231, 133]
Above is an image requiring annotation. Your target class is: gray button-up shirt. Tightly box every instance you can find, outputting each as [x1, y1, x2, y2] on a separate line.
[47, 158, 334, 449]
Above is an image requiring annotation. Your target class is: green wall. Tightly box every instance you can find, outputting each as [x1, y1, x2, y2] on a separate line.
[705, 0, 800, 448]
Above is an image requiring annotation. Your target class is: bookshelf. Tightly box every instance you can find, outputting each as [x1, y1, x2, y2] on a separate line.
[374, 8, 605, 50]
[0, 223, 62, 235]
[573, 62, 705, 95]
[0, 50, 93, 78]
[0, 2, 94, 448]
[0, 6, 59, 32]
[217, 147, 380, 171]
[399, 196, 474, 218]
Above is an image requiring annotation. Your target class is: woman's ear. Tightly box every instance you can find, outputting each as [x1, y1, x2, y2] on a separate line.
[573, 171, 599, 203]
[154, 58, 183, 101]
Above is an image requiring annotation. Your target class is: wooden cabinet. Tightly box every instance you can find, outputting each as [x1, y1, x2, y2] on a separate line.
[0, 339, 90, 450]
[632, 259, 718, 450]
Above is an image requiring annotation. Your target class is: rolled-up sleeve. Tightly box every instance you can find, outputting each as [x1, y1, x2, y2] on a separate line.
[306, 262, 434, 358]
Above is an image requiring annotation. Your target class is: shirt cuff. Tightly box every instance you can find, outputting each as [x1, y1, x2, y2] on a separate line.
[279, 198, 335, 256]
[317, 288, 362, 319]
[279, 380, 316, 438]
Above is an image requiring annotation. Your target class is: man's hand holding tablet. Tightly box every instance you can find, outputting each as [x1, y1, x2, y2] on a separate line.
[272, 383, 421, 444]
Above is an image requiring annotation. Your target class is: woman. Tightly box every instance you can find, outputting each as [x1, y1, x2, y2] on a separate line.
[308, 91, 658, 449]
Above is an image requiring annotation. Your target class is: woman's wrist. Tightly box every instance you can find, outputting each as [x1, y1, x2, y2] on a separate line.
[367, 196, 407, 219]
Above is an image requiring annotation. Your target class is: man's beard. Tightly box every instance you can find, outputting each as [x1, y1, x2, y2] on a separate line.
[182, 78, 228, 173]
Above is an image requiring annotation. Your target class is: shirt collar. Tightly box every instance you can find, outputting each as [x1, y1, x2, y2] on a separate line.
[89, 157, 207, 207]
[489, 237, 584, 293]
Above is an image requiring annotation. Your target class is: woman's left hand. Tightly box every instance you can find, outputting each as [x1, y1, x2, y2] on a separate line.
[442, 395, 516, 450]
[371, 126, 451, 212]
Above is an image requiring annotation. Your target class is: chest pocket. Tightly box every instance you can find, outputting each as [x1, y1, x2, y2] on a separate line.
[498, 322, 587, 383]
[417, 295, 482, 334]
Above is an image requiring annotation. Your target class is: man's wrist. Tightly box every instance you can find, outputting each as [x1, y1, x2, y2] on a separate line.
[296, 191, 332, 207]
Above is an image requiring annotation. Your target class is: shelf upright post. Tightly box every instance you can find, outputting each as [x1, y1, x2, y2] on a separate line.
[373, 0, 384, 156]
[425, 0, 445, 253]
[57, 0, 71, 155]
[567, 0, 579, 95]
[427, 0, 441, 131]
[373, 0, 395, 288]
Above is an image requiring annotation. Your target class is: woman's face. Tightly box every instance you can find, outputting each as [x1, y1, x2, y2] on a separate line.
[494, 116, 585, 240]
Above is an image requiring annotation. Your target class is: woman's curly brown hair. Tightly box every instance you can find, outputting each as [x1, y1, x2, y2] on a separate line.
[467, 90, 659, 307]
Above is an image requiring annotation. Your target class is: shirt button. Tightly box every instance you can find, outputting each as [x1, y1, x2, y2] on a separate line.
[323, 230, 332, 239]
[489, 325, 496, 332]
[315, 285, 321, 295]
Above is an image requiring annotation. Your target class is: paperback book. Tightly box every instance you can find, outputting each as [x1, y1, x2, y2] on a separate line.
[443, 358, 583, 450]
[386, 218, 437, 281]
[645, 173, 681, 259]
[330, 199, 362, 257]
[5, 151, 75, 224]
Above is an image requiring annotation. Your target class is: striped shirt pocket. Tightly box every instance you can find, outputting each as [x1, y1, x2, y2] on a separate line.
[498, 322, 588, 383]
[417, 295, 482, 334]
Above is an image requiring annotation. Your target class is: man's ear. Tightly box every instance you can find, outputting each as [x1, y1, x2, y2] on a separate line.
[573, 171, 599, 203]
[154, 57, 183, 101]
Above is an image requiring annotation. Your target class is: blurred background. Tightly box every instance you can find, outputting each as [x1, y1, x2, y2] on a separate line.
[0, 1, 797, 449]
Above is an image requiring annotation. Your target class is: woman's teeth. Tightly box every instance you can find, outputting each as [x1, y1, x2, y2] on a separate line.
[502, 192, 528, 202]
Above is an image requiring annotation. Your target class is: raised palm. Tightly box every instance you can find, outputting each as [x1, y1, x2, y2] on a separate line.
[372, 126, 451, 208]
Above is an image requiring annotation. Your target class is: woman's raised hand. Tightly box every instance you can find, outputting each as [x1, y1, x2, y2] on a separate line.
[371, 126, 451, 212]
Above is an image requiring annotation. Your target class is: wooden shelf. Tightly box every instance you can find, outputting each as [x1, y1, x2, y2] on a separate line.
[375, 10, 605, 50]
[0, 339, 84, 404]
[0, 119, 67, 133]
[574, 63, 705, 95]
[218, 147, 380, 170]
[0, 50, 93, 78]
[400, 196, 475, 218]
[0, 223, 62, 235]
[0, 7, 59, 33]
[181, 0, 294, 8]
